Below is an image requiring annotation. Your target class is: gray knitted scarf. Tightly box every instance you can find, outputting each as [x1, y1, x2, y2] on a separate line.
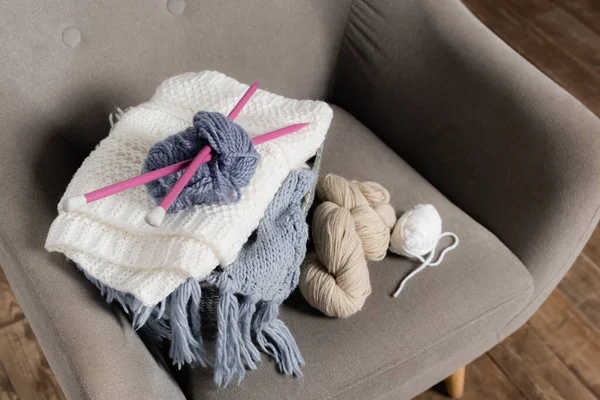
[79, 169, 314, 387]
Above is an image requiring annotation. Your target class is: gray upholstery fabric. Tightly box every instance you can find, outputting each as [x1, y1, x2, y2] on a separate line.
[1, 0, 599, 399]
[331, 0, 600, 302]
[180, 107, 533, 399]
[0, 0, 351, 106]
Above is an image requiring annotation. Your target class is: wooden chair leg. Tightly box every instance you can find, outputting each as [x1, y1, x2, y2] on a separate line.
[444, 366, 466, 399]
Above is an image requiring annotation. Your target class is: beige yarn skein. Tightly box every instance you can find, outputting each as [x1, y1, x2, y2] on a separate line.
[300, 175, 395, 318]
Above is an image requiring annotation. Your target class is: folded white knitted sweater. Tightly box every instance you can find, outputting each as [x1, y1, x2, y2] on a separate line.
[45, 71, 332, 305]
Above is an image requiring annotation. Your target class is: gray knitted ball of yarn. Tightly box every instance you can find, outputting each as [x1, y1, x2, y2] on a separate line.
[142, 111, 260, 212]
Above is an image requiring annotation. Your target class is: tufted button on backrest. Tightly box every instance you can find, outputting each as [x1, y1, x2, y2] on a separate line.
[61, 27, 81, 48]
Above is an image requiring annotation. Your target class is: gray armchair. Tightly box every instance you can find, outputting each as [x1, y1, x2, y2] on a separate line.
[2, 1, 600, 399]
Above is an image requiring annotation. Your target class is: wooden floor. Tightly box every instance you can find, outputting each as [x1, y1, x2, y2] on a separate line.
[1, 1, 600, 399]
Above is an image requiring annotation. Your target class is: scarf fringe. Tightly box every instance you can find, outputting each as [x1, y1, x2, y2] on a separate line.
[254, 302, 305, 377]
[79, 268, 303, 387]
[238, 300, 261, 369]
[213, 292, 264, 387]
[168, 281, 210, 368]
[79, 267, 155, 329]
[214, 291, 246, 387]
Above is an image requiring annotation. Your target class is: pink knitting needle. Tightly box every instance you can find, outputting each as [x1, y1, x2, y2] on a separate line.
[145, 82, 261, 226]
[62, 123, 308, 213]
[228, 81, 259, 120]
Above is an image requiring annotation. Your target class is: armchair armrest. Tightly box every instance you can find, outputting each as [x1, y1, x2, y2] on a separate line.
[0, 83, 185, 399]
[0, 232, 186, 400]
[331, 0, 600, 300]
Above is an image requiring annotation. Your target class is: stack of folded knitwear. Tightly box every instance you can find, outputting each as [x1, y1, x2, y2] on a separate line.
[45, 71, 333, 387]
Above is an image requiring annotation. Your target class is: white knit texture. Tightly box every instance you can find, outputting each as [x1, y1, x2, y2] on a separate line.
[45, 71, 332, 305]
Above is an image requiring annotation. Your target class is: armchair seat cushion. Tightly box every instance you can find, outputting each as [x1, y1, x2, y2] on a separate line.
[179, 106, 534, 400]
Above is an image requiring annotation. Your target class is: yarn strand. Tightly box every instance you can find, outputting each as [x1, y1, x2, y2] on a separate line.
[392, 232, 459, 297]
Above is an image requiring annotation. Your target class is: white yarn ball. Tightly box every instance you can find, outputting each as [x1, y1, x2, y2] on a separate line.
[389, 204, 442, 259]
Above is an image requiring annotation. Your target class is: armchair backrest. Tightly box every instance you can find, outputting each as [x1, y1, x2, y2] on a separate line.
[1, 0, 352, 120]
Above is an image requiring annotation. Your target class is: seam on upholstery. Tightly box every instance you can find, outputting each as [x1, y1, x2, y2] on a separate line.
[324, 0, 355, 101]
[321, 281, 533, 400]
[500, 199, 600, 334]
[0, 224, 96, 400]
